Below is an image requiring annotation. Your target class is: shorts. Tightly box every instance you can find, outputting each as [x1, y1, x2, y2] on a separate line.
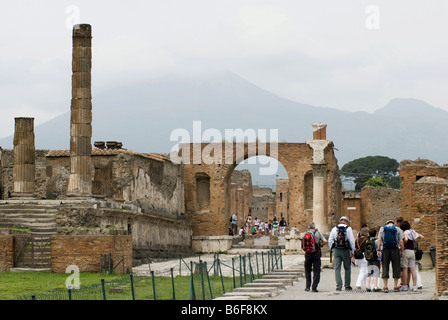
[401, 249, 416, 268]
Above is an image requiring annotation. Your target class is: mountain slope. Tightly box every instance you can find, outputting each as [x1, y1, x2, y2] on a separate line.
[0, 72, 447, 169]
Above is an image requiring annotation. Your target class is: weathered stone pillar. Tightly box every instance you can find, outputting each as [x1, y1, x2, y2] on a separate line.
[306, 123, 330, 233]
[12, 117, 36, 198]
[67, 24, 93, 197]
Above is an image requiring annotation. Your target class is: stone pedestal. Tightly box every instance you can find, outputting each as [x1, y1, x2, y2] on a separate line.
[191, 235, 234, 253]
[284, 227, 302, 255]
[245, 235, 254, 247]
[67, 24, 93, 197]
[12, 117, 36, 198]
[269, 235, 279, 246]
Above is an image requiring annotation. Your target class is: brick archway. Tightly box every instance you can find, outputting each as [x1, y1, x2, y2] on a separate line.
[182, 141, 341, 237]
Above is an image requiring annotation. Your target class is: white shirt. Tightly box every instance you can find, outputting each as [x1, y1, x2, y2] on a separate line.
[328, 223, 356, 253]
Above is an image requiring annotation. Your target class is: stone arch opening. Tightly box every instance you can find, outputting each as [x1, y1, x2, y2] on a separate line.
[227, 155, 290, 232]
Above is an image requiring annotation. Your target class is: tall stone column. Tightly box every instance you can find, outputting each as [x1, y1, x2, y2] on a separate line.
[67, 24, 93, 197]
[12, 117, 36, 198]
[306, 123, 330, 233]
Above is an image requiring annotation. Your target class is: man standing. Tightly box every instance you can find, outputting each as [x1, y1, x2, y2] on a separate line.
[231, 213, 238, 236]
[328, 216, 356, 291]
[279, 217, 287, 236]
[302, 222, 327, 292]
[377, 219, 404, 293]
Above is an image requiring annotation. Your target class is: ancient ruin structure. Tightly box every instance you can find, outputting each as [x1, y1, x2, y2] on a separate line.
[11, 117, 36, 198]
[1, 22, 448, 297]
[67, 24, 93, 197]
[275, 177, 289, 222]
[182, 139, 341, 252]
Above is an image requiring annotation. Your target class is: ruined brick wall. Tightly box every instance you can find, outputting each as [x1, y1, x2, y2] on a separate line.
[52, 202, 192, 260]
[360, 186, 401, 232]
[275, 178, 289, 221]
[51, 235, 132, 273]
[399, 160, 448, 251]
[0, 235, 13, 272]
[229, 169, 253, 226]
[409, 178, 447, 251]
[436, 193, 448, 296]
[341, 191, 362, 231]
[399, 159, 448, 218]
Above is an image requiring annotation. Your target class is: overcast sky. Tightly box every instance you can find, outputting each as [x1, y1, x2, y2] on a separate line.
[1, 0, 447, 138]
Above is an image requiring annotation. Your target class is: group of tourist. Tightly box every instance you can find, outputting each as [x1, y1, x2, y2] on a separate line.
[229, 213, 287, 238]
[302, 216, 424, 293]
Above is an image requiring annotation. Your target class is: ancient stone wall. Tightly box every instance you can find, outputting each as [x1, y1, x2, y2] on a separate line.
[436, 193, 448, 296]
[399, 159, 448, 251]
[341, 191, 362, 231]
[275, 177, 289, 221]
[51, 235, 132, 273]
[51, 200, 192, 260]
[0, 235, 13, 272]
[43, 149, 185, 220]
[360, 186, 401, 231]
[1, 149, 49, 199]
[251, 190, 275, 222]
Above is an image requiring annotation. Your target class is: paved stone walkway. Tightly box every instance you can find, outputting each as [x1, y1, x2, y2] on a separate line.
[133, 235, 443, 300]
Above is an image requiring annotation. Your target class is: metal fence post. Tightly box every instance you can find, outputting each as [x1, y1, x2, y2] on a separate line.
[151, 270, 157, 300]
[218, 258, 225, 294]
[205, 261, 213, 300]
[232, 258, 236, 288]
[239, 255, 243, 287]
[130, 274, 135, 300]
[199, 261, 205, 300]
[170, 268, 176, 300]
[101, 279, 106, 300]
[189, 261, 196, 300]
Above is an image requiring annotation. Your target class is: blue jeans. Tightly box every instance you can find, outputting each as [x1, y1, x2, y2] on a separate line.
[333, 248, 351, 289]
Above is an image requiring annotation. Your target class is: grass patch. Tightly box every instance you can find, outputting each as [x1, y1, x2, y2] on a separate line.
[0, 272, 244, 300]
[0, 272, 122, 300]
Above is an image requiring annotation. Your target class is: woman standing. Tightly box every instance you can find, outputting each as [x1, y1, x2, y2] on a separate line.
[355, 227, 369, 290]
[400, 220, 424, 292]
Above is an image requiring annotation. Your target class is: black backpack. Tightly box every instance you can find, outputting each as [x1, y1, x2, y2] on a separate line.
[335, 225, 349, 249]
[364, 237, 377, 261]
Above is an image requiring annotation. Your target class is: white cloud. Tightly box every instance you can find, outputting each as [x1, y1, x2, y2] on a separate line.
[0, 0, 447, 138]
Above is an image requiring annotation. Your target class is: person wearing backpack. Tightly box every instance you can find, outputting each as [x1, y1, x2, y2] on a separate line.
[354, 227, 369, 290]
[377, 219, 404, 293]
[365, 227, 381, 292]
[328, 216, 356, 291]
[302, 222, 327, 292]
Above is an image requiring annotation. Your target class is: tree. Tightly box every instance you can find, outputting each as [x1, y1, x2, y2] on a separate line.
[341, 155, 400, 191]
[364, 176, 389, 188]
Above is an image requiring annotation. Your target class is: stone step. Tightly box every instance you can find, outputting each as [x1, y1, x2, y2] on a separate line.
[253, 278, 294, 286]
[244, 282, 286, 289]
[214, 296, 251, 300]
[222, 291, 272, 298]
[234, 286, 279, 293]
[262, 274, 299, 280]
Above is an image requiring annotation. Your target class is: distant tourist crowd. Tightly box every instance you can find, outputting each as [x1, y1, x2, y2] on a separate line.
[229, 213, 287, 238]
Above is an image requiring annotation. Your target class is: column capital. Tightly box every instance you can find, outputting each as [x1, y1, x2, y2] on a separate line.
[311, 163, 327, 177]
[306, 140, 331, 164]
